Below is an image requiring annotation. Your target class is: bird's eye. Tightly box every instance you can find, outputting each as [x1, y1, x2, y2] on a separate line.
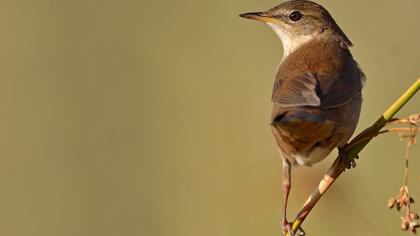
[289, 11, 302, 21]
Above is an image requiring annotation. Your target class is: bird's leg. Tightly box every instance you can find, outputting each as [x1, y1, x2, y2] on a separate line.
[281, 159, 294, 236]
[281, 160, 305, 236]
[338, 145, 359, 169]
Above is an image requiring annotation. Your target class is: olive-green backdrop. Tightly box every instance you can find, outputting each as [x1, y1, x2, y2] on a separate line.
[0, 0, 419, 235]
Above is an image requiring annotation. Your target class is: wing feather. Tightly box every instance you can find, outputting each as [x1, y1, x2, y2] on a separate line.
[272, 73, 362, 108]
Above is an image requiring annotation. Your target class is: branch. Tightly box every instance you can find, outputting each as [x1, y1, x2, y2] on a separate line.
[287, 78, 420, 235]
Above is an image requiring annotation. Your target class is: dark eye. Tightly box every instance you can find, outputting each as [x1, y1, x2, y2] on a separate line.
[289, 11, 302, 21]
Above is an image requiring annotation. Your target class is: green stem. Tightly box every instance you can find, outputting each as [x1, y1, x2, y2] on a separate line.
[287, 78, 420, 235]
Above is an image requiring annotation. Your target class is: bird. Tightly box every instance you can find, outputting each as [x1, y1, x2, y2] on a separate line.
[239, 0, 365, 235]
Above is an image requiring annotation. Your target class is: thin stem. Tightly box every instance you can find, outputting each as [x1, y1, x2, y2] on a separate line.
[378, 127, 420, 135]
[404, 140, 410, 187]
[404, 142, 410, 219]
[286, 78, 420, 236]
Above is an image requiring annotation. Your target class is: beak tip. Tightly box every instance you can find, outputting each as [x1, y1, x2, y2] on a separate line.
[239, 13, 251, 18]
[239, 12, 274, 23]
[239, 12, 259, 20]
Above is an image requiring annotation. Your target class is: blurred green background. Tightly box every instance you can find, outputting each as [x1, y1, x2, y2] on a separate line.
[0, 0, 419, 235]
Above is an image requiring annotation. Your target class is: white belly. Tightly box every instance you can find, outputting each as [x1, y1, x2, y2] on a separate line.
[293, 147, 333, 166]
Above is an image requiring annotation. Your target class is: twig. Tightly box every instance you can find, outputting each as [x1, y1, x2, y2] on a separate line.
[388, 124, 419, 233]
[379, 127, 420, 135]
[286, 78, 420, 235]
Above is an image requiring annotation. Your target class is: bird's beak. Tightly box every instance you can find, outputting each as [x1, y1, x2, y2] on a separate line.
[239, 12, 279, 24]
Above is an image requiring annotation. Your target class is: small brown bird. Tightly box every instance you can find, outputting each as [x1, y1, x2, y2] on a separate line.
[240, 0, 364, 235]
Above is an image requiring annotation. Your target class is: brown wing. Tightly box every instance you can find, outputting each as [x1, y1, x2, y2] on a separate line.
[315, 73, 363, 108]
[271, 73, 320, 107]
[272, 73, 362, 108]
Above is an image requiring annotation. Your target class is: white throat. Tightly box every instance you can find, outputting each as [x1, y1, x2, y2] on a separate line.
[267, 23, 315, 61]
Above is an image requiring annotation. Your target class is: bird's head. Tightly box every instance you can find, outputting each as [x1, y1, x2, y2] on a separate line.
[240, 0, 352, 58]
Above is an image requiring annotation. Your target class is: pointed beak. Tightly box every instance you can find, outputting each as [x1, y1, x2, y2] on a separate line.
[239, 12, 279, 24]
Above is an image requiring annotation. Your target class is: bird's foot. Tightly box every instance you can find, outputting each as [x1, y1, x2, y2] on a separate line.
[282, 220, 305, 236]
[338, 145, 359, 169]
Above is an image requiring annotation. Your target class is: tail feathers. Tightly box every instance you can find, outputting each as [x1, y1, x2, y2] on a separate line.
[271, 111, 335, 150]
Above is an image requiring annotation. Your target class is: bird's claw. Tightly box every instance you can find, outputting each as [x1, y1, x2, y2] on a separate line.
[282, 220, 305, 236]
[338, 146, 359, 169]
